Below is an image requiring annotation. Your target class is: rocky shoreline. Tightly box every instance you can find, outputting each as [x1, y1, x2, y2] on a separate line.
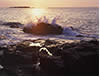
[0, 39, 99, 76]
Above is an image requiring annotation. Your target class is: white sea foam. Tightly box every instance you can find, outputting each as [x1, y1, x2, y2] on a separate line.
[0, 23, 97, 46]
[25, 16, 60, 27]
[0, 14, 98, 46]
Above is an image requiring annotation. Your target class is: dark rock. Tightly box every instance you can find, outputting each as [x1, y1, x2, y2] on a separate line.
[1, 53, 30, 66]
[47, 46, 63, 56]
[44, 39, 57, 45]
[10, 25, 19, 28]
[23, 22, 63, 35]
[40, 56, 64, 76]
[0, 68, 17, 76]
[76, 35, 84, 37]
[62, 52, 99, 76]
[72, 54, 99, 76]
[10, 6, 30, 8]
[88, 39, 99, 45]
[61, 40, 99, 76]
[0, 39, 99, 76]
[39, 47, 53, 56]
[2, 22, 23, 28]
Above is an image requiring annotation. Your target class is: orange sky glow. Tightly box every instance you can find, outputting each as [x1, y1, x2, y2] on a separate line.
[0, 0, 99, 8]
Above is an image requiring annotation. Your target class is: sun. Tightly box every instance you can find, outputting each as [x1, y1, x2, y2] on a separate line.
[32, 8, 46, 17]
[33, 9, 41, 16]
[31, 8, 47, 23]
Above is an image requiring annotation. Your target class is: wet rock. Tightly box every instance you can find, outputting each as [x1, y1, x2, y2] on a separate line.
[87, 39, 99, 45]
[0, 35, 7, 40]
[44, 39, 57, 45]
[16, 41, 41, 53]
[0, 39, 99, 76]
[61, 40, 99, 76]
[2, 22, 23, 28]
[0, 68, 17, 76]
[47, 46, 63, 56]
[10, 25, 20, 28]
[39, 47, 53, 56]
[73, 54, 99, 76]
[0, 65, 4, 69]
[40, 56, 64, 76]
[23, 22, 63, 35]
[76, 35, 84, 37]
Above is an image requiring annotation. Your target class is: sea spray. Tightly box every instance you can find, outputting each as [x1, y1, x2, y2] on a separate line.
[23, 16, 63, 35]
[24, 16, 60, 27]
[23, 16, 85, 36]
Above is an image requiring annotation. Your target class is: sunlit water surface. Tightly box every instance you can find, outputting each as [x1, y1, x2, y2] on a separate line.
[0, 7, 99, 35]
[0, 7, 99, 45]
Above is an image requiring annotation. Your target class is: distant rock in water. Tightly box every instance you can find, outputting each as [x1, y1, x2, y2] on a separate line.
[23, 22, 63, 35]
[9, 6, 31, 8]
[2, 22, 23, 28]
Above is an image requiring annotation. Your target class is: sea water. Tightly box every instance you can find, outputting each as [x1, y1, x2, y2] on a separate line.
[0, 7, 99, 45]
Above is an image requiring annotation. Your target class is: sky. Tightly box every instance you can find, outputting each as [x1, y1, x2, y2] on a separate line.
[0, 0, 99, 7]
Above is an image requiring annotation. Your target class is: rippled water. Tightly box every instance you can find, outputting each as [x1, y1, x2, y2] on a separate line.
[0, 7, 99, 45]
[0, 7, 99, 35]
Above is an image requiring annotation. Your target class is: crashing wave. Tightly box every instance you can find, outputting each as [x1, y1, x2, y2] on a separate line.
[25, 16, 60, 27]
[24, 16, 85, 37]
[23, 16, 63, 35]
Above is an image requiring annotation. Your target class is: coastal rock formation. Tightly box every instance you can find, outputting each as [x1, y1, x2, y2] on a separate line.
[0, 39, 99, 76]
[23, 22, 63, 35]
[2, 22, 23, 28]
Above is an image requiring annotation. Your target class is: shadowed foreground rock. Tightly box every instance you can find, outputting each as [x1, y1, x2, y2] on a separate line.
[0, 39, 99, 76]
[23, 22, 63, 35]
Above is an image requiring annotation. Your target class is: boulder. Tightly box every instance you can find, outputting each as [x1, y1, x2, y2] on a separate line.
[61, 40, 99, 76]
[2, 22, 23, 28]
[23, 22, 63, 35]
[0, 39, 99, 76]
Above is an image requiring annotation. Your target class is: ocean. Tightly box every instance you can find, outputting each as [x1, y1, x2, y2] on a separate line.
[0, 7, 99, 45]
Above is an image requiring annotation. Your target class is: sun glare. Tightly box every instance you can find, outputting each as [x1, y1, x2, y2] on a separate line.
[32, 8, 46, 17]
[31, 8, 47, 23]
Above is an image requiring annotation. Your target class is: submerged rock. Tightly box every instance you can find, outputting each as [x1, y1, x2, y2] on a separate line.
[23, 22, 63, 35]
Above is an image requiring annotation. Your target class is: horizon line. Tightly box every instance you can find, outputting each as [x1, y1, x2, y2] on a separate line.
[0, 6, 99, 8]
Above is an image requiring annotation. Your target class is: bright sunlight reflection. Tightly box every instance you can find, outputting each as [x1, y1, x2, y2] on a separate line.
[32, 8, 46, 17]
[31, 8, 47, 23]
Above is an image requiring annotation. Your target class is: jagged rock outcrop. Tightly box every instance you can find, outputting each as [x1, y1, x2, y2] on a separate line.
[23, 22, 63, 35]
[0, 39, 99, 76]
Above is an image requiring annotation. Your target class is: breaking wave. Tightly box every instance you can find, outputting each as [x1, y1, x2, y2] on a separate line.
[24, 16, 85, 36]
